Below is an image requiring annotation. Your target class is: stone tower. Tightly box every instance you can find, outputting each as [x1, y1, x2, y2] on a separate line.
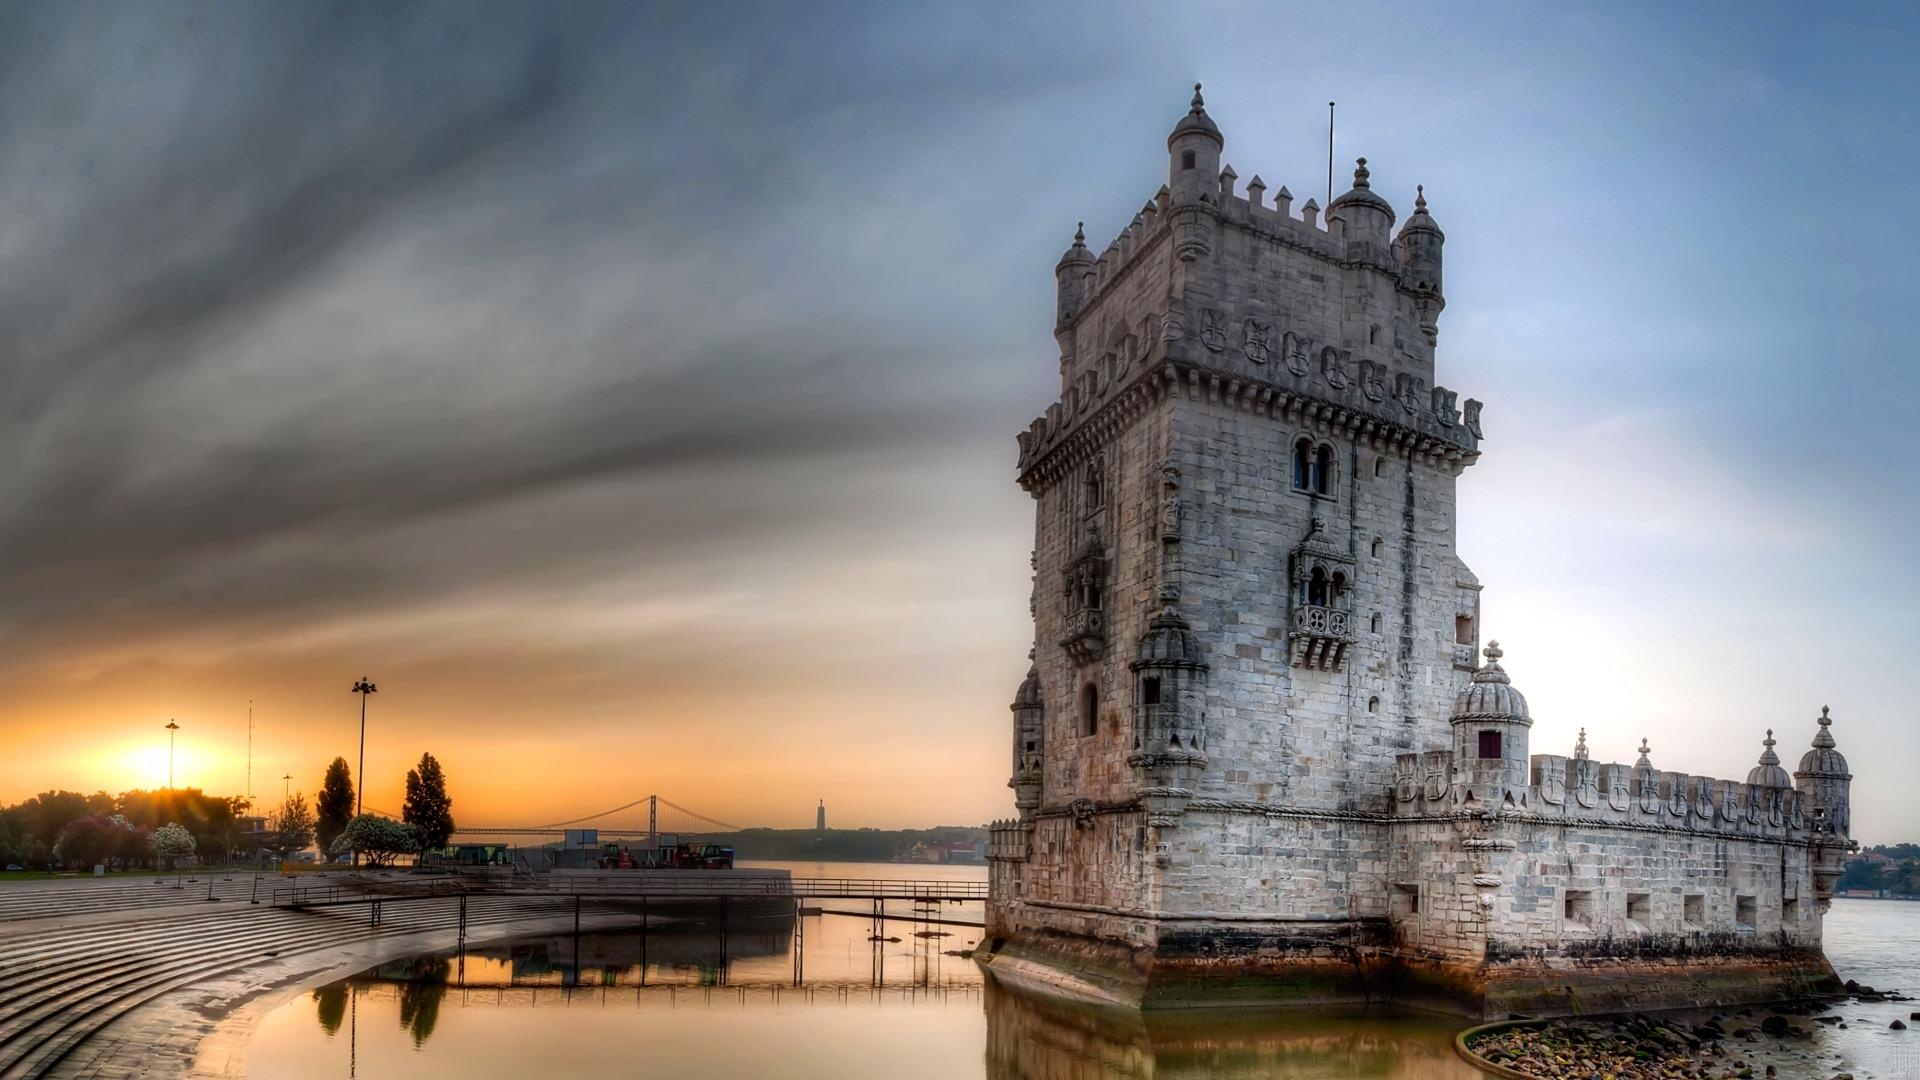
[983, 88, 1852, 1016]
[987, 86, 1486, 1004]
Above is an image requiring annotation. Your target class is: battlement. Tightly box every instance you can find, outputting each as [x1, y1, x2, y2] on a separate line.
[1391, 747, 1826, 842]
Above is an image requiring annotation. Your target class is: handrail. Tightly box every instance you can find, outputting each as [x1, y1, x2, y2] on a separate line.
[269, 874, 988, 907]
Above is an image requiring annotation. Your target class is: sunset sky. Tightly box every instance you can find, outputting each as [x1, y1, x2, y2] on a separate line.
[1, 3, 1915, 840]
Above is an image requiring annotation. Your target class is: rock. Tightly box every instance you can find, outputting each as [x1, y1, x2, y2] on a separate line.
[1758, 1015, 1791, 1036]
[1892, 1019, 1907, 1030]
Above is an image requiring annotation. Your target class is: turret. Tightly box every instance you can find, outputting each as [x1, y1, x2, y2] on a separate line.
[1009, 657, 1044, 818]
[1325, 158, 1395, 252]
[1393, 185, 1446, 344]
[1793, 706, 1852, 837]
[1166, 83, 1223, 206]
[1747, 729, 1792, 789]
[1794, 705, 1855, 909]
[1127, 606, 1209, 827]
[1449, 641, 1531, 809]
[1054, 222, 1094, 357]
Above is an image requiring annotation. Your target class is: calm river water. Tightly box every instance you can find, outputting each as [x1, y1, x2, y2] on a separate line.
[242, 862, 1919, 1078]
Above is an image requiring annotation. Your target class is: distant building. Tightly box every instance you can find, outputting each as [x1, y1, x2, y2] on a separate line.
[982, 87, 1856, 1019]
[815, 799, 826, 831]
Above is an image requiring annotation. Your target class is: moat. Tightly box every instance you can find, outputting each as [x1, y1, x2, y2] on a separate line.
[239, 864, 1920, 1079]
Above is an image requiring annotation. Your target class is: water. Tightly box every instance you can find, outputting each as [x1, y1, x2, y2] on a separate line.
[242, 866, 1920, 1079]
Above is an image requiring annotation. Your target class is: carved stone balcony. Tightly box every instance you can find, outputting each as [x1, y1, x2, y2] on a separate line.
[1060, 607, 1106, 666]
[1288, 604, 1352, 671]
[1452, 643, 1479, 671]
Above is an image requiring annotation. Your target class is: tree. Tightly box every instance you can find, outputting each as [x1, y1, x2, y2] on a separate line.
[328, 815, 419, 868]
[316, 758, 355, 858]
[402, 753, 456, 851]
[150, 822, 197, 870]
[53, 815, 119, 870]
[114, 824, 152, 870]
[267, 793, 316, 858]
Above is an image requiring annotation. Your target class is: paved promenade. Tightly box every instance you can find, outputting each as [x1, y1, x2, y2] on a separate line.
[0, 873, 652, 1079]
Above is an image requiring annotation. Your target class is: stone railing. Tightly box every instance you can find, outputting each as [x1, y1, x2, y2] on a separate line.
[1059, 608, 1105, 665]
[1288, 605, 1352, 671]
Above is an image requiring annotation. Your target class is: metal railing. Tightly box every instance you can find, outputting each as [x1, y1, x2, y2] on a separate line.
[270, 874, 988, 908]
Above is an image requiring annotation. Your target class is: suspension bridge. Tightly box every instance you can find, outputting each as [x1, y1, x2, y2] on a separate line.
[356, 794, 744, 845]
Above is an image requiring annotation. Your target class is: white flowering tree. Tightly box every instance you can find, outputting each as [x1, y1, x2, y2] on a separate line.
[328, 815, 421, 868]
[150, 822, 196, 870]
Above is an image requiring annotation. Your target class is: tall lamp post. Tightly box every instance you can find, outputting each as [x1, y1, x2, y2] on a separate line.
[282, 773, 292, 802]
[164, 719, 180, 789]
[351, 677, 376, 868]
[351, 677, 377, 815]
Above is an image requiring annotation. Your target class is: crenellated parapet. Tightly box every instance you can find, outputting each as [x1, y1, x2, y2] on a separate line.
[987, 818, 1031, 862]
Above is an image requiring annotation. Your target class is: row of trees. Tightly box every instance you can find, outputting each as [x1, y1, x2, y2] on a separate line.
[1840, 846, 1920, 896]
[0, 751, 457, 871]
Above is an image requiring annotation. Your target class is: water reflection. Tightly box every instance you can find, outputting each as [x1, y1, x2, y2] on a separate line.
[982, 981, 1486, 1080]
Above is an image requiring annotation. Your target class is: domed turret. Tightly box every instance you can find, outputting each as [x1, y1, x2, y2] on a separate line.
[1008, 655, 1044, 816]
[1793, 706, 1852, 839]
[1747, 729, 1792, 788]
[1054, 222, 1094, 339]
[1450, 641, 1532, 807]
[1326, 158, 1395, 249]
[1167, 84, 1223, 205]
[1393, 185, 1447, 346]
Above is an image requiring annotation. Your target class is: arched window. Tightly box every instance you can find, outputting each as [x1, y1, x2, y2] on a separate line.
[1367, 696, 1380, 713]
[1083, 461, 1104, 514]
[1080, 684, 1100, 737]
[1373, 457, 1386, 479]
[1369, 324, 1381, 345]
[1308, 567, 1330, 607]
[1314, 444, 1335, 496]
[1370, 537, 1384, 559]
[1370, 612, 1382, 634]
[1181, 150, 1196, 171]
[1291, 438, 1312, 491]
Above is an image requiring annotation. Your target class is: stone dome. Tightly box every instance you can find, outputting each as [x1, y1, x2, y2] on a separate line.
[1012, 662, 1042, 711]
[1326, 158, 1396, 221]
[1450, 641, 1531, 726]
[1167, 84, 1222, 147]
[1396, 185, 1445, 241]
[1132, 607, 1208, 670]
[1056, 222, 1093, 271]
[1747, 729, 1792, 788]
[1794, 706, 1852, 780]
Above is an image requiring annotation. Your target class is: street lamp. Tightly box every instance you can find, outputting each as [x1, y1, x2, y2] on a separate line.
[351, 677, 377, 816]
[164, 720, 180, 789]
[282, 773, 292, 801]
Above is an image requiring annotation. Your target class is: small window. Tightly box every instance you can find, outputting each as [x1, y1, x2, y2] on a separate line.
[1369, 324, 1381, 345]
[1373, 457, 1386, 479]
[1369, 612, 1382, 634]
[1478, 730, 1502, 759]
[1735, 895, 1756, 930]
[1783, 897, 1799, 922]
[1313, 445, 1335, 496]
[1079, 684, 1099, 737]
[1391, 883, 1419, 918]
[1367, 696, 1380, 713]
[1683, 894, 1704, 927]
[1140, 676, 1161, 706]
[1455, 615, 1474, 645]
[1181, 150, 1196, 171]
[1564, 889, 1595, 927]
[1370, 537, 1384, 559]
[1626, 893, 1650, 931]
[1291, 438, 1312, 491]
